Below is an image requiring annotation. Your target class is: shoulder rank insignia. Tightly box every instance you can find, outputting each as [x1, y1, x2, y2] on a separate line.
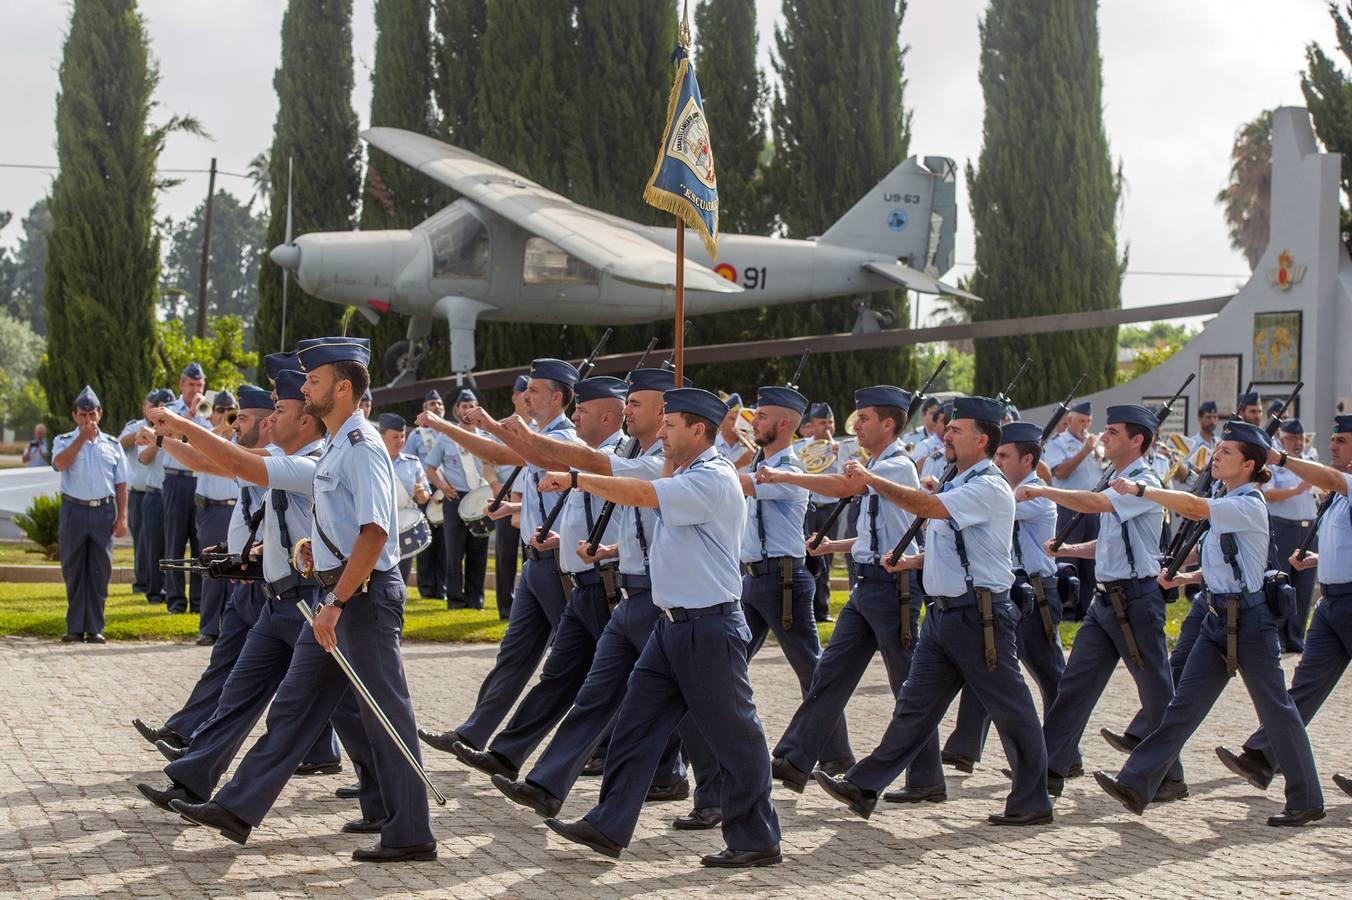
[348, 429, 365, 445]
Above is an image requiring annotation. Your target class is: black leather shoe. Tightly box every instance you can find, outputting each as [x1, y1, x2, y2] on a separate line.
[545, 817, 623, 859]
[1215, 746, 1274, 791]
[491, 774, 562, 818]
[133, 719, 186, 750]
[941, 751, 977, 774]
[818, 757, 855, 777]
[295, 760, 343, 776]
[195, 633, 216, 647]
[352, 841, 438, 862]
[645, 780, 690, 803]
[815, 614, 834, 623]
[771, 757, 809, 793]
[1268, 806, 1326, 827]
[581, 755, 605, 777]
[418, 728, 473, 755]
[335, 783, 361, 799]
[988, 808, 1054, 826]
[672, 807, 722, 830]
[88, 633, 106, 644]
[812, 769, 876, 820]
[156, 739, 186, 762]
[450, 741, 518, 780]
[168, 799, 252, 844]
[1100, 728, 1140, 754]
[1333, 773, 1352, 799]
[1066, 763, 1085, 779]
[701, 845, 783, 868]
[60, 633, 81, 643]
[882, 783, 947, 804]
[1151, 779, 1189, 804]
[342, 817, 386, 834]
[1093, 771, 1146, 815]
[137, 781, 204, 814]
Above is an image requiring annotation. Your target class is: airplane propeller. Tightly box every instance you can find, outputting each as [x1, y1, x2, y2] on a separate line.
[269, 156, 298, 351]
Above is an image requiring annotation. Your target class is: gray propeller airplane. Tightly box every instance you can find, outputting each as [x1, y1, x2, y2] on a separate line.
[269, 126, 976, 385]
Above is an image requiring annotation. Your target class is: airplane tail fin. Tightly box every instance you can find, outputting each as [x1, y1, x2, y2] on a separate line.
[818, 156, 959, 277]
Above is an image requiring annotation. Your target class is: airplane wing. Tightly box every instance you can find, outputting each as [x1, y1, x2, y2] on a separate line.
[363, 127, 741, 295]
[863, 260, 981, 302]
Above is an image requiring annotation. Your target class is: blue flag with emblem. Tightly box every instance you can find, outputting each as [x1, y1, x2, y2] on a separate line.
[643, 44, 719, 259]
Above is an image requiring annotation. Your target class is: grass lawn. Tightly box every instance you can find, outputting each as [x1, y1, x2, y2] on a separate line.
[0, 542, 135, 567]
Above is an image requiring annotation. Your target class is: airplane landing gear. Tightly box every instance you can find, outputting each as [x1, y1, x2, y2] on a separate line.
[383, 339, 428, 385]
[851, 297, 895, 334]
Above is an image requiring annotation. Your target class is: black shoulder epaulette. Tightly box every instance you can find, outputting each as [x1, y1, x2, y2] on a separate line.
[348, 429, 365, 445]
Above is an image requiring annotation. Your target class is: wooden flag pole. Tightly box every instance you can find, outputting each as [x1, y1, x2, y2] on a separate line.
[674, 221, 685, 382]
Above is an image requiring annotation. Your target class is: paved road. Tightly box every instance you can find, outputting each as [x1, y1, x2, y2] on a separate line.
[1, 635, 1349, 898]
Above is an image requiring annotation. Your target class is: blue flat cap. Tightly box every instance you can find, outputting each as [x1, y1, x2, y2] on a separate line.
[1069, 401, 1091, 415]
[264, 352, 299, 384]
[1199, 400, 1218, 414]
[1107, 404, 1158, 433]
[725, 392, 743, 409]
[664, 387, 729, 424]
[854, 385, 912, 410]
[758, 386, 809, 416]
[274, 370, 306, 403]
[362, 388, 373, 403]
[1221, 420, 1270, 449]
[425, 389, 443, 403]
[296, 337, 371, 371]
[627, 367, 689, 393]
[529, 358, 579, 387]
[1268, 399, 1286, 415]
[145, 388, 162, 403]
[74, 385, 100, 411]
[921, 396, 940, 412]
[150, 388, 176, 405]
[953, 396, 1005, 426]
[810, 402, 834, 420]
[575, 376, 628, 403]
[237, 386, 274, 410]
[512, 375, 529, 393]
[377, 412, 407, 432]
[1238, 391, 1261, 407]
[456, 388, 478, 405]
[1333, 415, 1352, 434]
[1280, 418, 1304, 435]
[1000, 422, 1043, 445]
[213, 390, 237, 409]
[182, 362, 205, 380]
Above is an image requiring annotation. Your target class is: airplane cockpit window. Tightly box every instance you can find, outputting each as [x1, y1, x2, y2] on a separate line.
[522, 237, 599, 285]
[428, 206, 490, 278]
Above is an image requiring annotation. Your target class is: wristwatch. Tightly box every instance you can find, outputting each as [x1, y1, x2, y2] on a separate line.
[1276, 450, 1289, 468]
[322, 591, 347, 610]
[570, 471, 579, 490]
[1135, 481, 1147, 497]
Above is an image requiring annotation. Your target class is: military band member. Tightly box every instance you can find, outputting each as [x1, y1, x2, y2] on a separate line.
[424, 388, 491, 609]
[813, 396, 1051, 826]
[1094, 421, 1324, 826]
[409, 389, 447, 601]
[166, 337, 436, 863]
[135, 389, 175, 605]
[908, 396, 944, 466]
[1237, 390, 1263, 426]
[161, 362, 211, 615]
[915, 402, 952, 486]
[1044, 400, 1101, 619]
[52, 385, 129, 643]
[379, 412, 431, 584]
[541, 387, 782, 868]
[193, 389, 241, 645]
[1018, 404, 1184, 801]
[761, 386, 942, 799]
[1267, 418, 1319, 652]
[715, 393, 756, 471]
[797, 402, 840, 622]
[1189, 400, 1220, 455]
[118, 390, 170, 597]
[1216, 414, 1352, 798]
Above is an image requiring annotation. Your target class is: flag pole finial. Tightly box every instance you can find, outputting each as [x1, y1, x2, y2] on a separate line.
[678, 1, 691, 49]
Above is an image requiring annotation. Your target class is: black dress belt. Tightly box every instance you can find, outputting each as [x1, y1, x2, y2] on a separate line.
[661, 601, 738, 622]
[741, 556, 805, 577]
[61, 494, 113, 507]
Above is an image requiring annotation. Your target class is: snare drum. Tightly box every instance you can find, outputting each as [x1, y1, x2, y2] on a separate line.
[458, 485, 494, 539]
[398, 507, 433, 560]
[424, 489, 446, 525]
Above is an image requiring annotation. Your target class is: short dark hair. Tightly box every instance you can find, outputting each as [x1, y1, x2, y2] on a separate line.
[1124, 423, 1155, 454]
[330, 360, 370, 402]
[974, 421, 1001, 458]
[1012, 440, 1042, 466]
[1237, 441, 1272, 485]
[874, 405, 906, 438]
[675, 411, 718, 444]
[543, 378, 574, 407]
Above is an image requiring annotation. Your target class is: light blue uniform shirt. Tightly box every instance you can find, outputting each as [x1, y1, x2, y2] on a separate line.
[227, 444, 278, 555]
[1188, 432, 1218, 454]
[256, 439, 324, 583]
[610, 442, 664, 575]
[1200, 483, 1269, 594]
[407, 426, 438, 466]
[53, 429, 128, 500]
[914, 434, 948, 484]
[163, 397, 210, 475]
[1045, 430, 1101, 491]
[903, 426, 928, 452]
[1012, 472, 1057, 579]
[392, 452, 428, 500]
[743, 446, 809, 563]
[923, 459, 1016, 596]
[1095, 459, 1165, 581]
[521, 414, 579, 541]
[650, 446, 746, 609]
[909, 432, 942, 467]
[196, 465, 240, 502]
[1317, 472, 1352, 586]
[851, 439, 921, 565]
[119, 419, 151, 491]
[1266, 465, 1318, 521]
[144, 442, 166, 491]
[555, 429, 625, 573]
[427, 431, 482, 494]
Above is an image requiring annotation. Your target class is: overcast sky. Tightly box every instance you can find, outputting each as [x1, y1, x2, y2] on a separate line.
[0, 0, 1337, 327]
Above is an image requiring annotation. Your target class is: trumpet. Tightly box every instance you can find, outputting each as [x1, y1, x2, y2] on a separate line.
[195, 395, 214, 417]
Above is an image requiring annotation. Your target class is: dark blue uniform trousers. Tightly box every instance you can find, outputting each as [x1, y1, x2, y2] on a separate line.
[1042, 578, 1183, 783]
[212, 570, 433, 848]
[526, 584, 687, 803]
[165, 583, 263, 738]
[161, 472, 200, 612]
[165, 593, 348, 800]
[1122, 591, 1207, 741]
[494, 519, 520, 619]
[416, 501, 446, 599]
[772, 571, 943, 789]
[804, 504, 836, 619]
[128, 489, 146, 593]
[847, 593, 1050, 816]
[1119, 592, 1321, 811]
[441, 495, 488, 607]
[945, 580, 1074, 766]
[582, 606, 780, 851]
[1054, 508, 1099, 620]
[1245, 584, 1352, 769]
[139, 489, 165, 601]
[456, 553, 568, 748]
[59, 499, 116, 636]
[1271, 517, 1318, 650]
[487, 579, 612, 766]
[194, 503, 234, 636]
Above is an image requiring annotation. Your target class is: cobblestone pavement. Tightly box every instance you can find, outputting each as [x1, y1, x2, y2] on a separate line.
[1, 634, 1350, 898]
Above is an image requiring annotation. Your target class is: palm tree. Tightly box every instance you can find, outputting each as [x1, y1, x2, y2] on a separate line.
[1215, 110, 1272, 271]
[246, 150, 270, 209]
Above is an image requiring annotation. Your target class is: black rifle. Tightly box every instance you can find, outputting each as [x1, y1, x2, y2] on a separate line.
[1039, 374, 1088, 450]
[160, 552, 264, 582]
[883, 359, 1032, 567]
[489, 328, 613, 513]
[806, 358, 948, 551]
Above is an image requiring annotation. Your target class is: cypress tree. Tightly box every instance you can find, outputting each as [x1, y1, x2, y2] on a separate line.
[433, 0, 486, 149]
[40, 0, 170, 426]
[253, 0, 361, 369]
[966, 0, 1121, 404]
